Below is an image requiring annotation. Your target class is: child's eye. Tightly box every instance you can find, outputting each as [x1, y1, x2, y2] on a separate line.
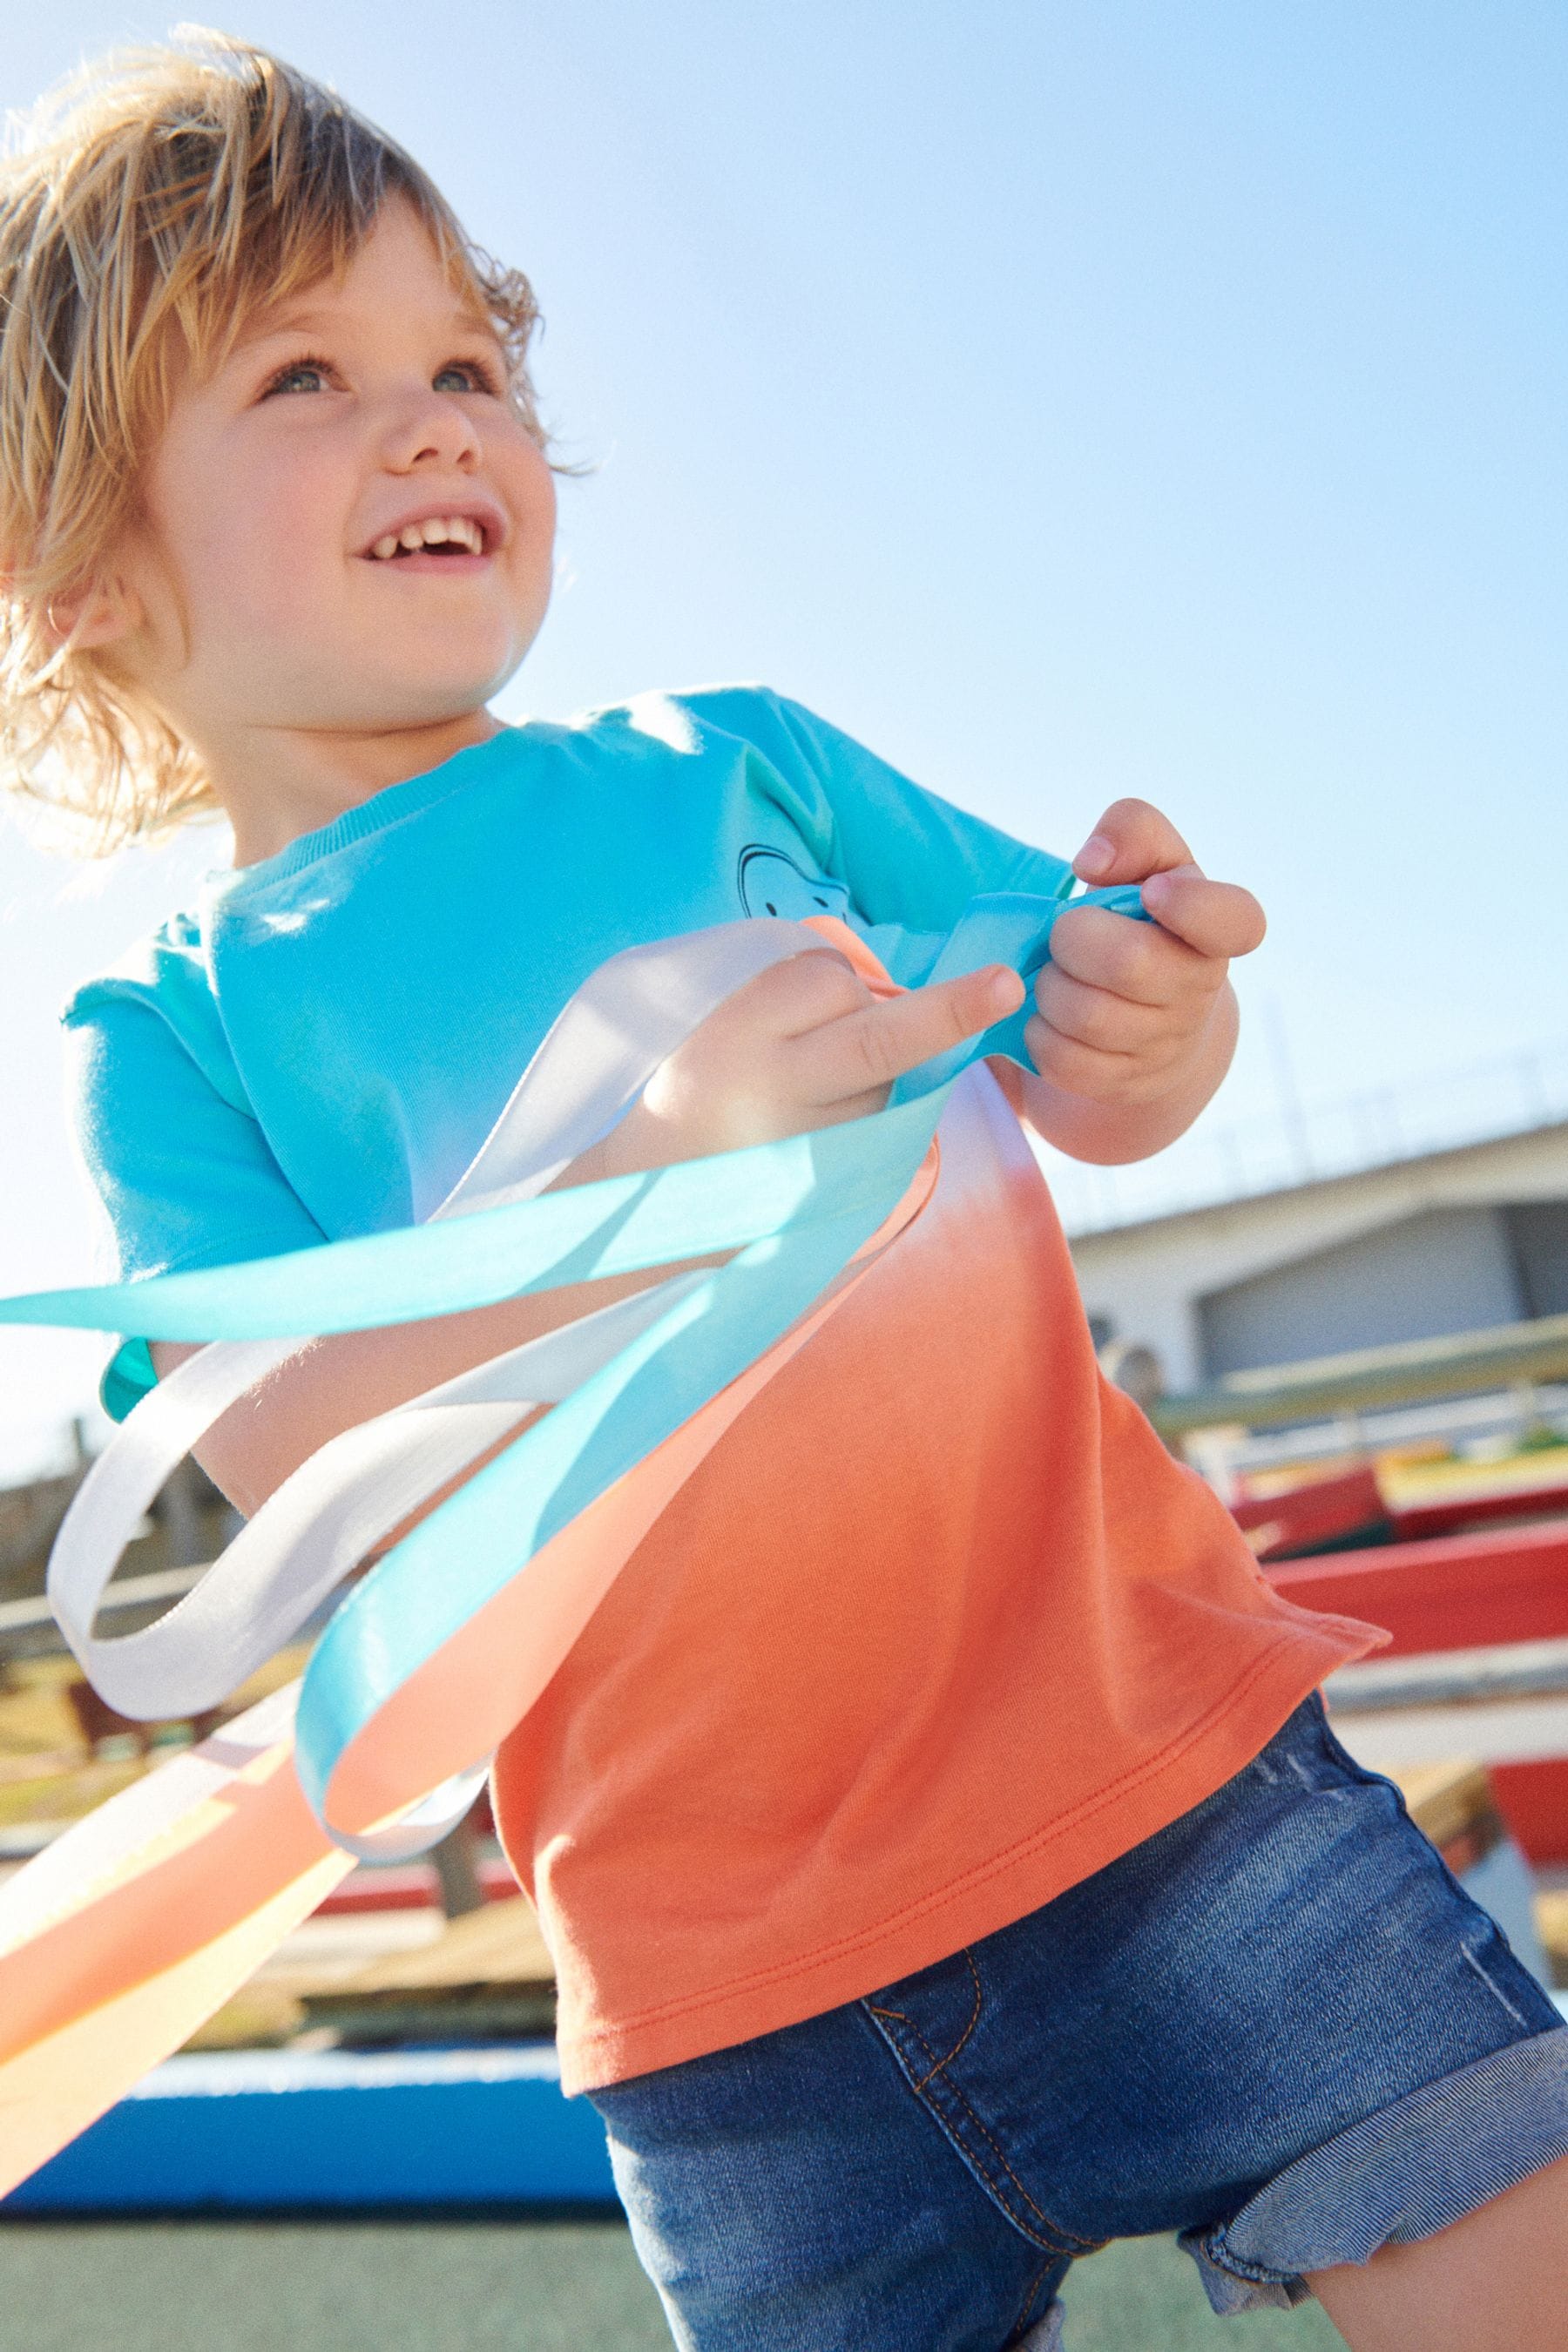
[258, 353, 504, 400]
[263, 355, 334, 397]
[433, 359, 502, 395]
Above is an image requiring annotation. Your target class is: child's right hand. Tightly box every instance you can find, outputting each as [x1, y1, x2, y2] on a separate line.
[626, 948, 1026, 1163]
[152, 950, 1022, 1525]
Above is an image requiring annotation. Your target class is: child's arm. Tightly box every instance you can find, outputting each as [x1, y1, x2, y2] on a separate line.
[712, 690, 1265, 1167]
[1017, 796, 1266, 1166]
[149, 953, 1022, 1522]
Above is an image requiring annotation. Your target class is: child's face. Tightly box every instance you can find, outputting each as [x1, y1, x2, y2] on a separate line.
[105, 200, 557, 759]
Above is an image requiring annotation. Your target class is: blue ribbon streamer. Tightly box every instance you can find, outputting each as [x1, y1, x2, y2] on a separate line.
[0, 883, 1147, 1841]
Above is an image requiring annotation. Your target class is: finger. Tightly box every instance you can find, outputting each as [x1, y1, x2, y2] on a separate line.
[1032, 964, 1187, 1056]
[1071, 798, 1193, 886]
[1047, 902, 1218, 1010]
[1139, 869, 1267, 960]
[796, 963, 1024, 1104]
[1024, 1013, 1187, 1104]
[735, 948, 872, 1036]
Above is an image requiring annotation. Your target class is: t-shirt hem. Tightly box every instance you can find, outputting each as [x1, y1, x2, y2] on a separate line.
[555, 1613, 1381, 2097]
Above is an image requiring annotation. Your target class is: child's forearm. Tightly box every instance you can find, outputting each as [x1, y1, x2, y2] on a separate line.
[145, 954, 1043, 1524]
[1013, 980, 1238, 1166]
[155, 1266, 725, 1525]
[150, 1100, 725, 1522]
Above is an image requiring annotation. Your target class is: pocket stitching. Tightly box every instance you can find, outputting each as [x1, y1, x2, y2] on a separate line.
[869, 1948, 985, 2094]
[932, 2070, 1106, 2255]
[864, 2004, 1102, 2256]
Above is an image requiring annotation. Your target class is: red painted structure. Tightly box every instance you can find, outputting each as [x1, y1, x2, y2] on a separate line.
[1233, 1463, 1568, 1563]
[1233, 1467, 1385, 1562]
[313, 1508, 1568, 1912]
[1389, 1477, 1568, 1545]
[1268, 1519, 1568, 1863]
[317, 1855, 518, 1916]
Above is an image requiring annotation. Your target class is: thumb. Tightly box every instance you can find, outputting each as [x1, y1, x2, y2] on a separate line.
[1072, 798, 1194, 886]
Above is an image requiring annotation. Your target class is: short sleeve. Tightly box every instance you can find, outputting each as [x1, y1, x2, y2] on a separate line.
[63, 984, 328, 1420]
[705, 688, 1077, 931]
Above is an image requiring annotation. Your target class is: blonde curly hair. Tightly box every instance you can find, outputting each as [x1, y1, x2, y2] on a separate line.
[0, 28, 548, 855]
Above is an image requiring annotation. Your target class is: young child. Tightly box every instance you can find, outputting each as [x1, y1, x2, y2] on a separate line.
[3, 34, 1565, 2351]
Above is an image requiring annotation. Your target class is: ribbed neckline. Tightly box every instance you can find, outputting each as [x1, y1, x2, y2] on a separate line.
[203, 726, 524, 898]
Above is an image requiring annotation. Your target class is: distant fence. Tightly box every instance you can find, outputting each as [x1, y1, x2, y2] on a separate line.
[1046, 1037, 1568, 1237]
[1151, 1310, 1568, 1439]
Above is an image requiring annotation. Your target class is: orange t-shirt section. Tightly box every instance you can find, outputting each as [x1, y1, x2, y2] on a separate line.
[492, 1062, 1382, 2096]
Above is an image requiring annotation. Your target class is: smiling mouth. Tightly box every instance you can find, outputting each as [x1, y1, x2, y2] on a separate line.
[366, 515, 490, 561]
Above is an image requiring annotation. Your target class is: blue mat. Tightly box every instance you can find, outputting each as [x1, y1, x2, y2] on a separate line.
[6, 1882, 1560, 2215]
[3, 2044, 617, 2213]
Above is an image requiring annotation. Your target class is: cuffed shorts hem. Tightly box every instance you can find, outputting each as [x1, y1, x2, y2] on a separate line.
[591, 1697, 1568, 2347]
[1184, 2024, 1568, 2313]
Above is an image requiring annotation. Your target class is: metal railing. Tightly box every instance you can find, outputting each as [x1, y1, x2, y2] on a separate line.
[0, 1562, 207, 1641]
[1151, 1310, 1568, 1439]
[1044, 1037, 1568, 1237]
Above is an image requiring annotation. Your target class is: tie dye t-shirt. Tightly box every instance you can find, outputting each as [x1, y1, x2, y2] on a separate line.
[64, 686, 1377, 2091]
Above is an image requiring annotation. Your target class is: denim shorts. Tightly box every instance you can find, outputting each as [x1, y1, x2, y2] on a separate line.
[589, 1694, 1568, 2350]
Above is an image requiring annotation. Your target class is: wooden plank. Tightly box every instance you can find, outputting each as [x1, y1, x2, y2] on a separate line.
[329, 1895, 553, 1994]
[1390, 1759, 1496, 1855]
[1538, 1891, 1568, 1989]
[0, 1657, 91, 1758]
[298, 1895, 557, 2044]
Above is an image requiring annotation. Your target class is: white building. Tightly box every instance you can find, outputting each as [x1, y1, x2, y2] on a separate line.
[1067, 1118, 1568, 1392]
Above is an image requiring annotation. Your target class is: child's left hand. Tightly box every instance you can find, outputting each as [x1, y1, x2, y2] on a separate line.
[1026, 797, 1266, 1111]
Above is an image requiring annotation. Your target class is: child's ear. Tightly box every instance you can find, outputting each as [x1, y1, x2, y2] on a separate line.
[44, 570, 143, 652]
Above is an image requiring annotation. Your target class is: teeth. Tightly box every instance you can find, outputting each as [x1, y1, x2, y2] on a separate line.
[368, 516, 485, 558]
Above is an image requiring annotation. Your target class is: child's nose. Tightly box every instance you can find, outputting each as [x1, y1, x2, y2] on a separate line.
[378, 386, 482, 473]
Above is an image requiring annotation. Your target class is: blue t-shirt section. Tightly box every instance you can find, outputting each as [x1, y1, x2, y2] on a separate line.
[62, 686, 1075, 1417]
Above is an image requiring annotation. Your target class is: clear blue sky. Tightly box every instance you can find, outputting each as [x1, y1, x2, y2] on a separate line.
[2, 2, 1565, 1466]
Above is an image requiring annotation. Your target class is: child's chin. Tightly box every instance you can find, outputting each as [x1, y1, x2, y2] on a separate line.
[346, 648, 521, 714]
[382, 621, 535, 696]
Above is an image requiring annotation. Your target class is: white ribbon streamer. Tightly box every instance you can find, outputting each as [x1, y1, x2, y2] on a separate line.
[44, 922, 819, 1854]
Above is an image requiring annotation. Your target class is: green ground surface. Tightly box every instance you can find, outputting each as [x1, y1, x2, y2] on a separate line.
[0, 2216, 1348, 2350]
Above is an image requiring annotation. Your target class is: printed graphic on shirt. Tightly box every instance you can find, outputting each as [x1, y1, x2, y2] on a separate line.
[736, 845, 851, 923]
